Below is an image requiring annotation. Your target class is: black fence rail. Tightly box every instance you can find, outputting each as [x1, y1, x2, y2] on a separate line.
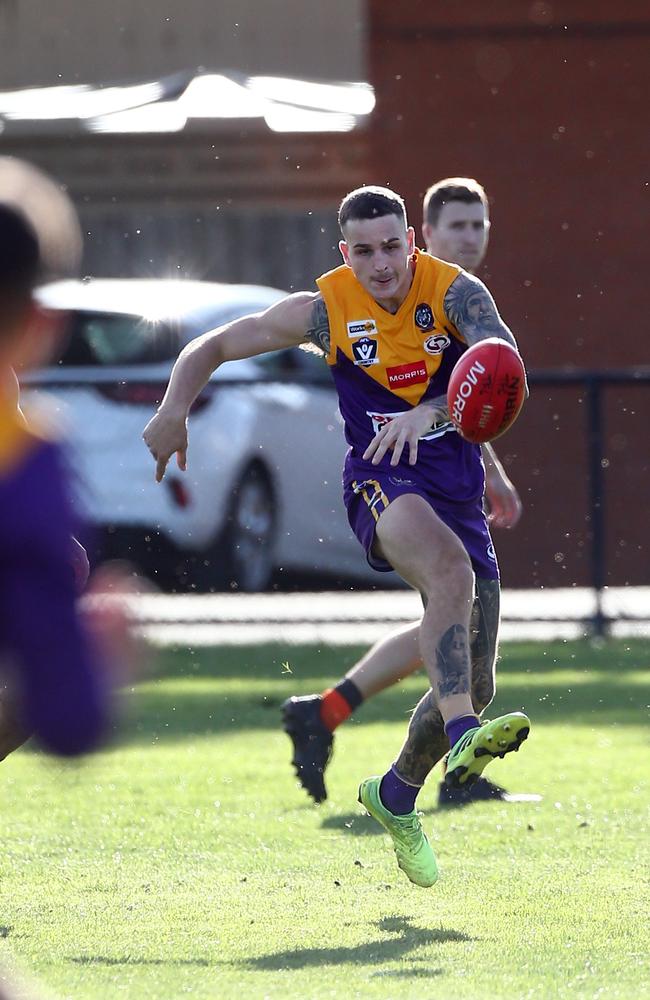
[528, 368, 650, 635]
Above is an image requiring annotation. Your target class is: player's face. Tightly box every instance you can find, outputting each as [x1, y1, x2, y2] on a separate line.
[339, 215, 415, 311]
[422, 201, 489, 273]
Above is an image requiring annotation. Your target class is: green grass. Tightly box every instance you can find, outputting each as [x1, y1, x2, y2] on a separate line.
[0, 639, 648, 999]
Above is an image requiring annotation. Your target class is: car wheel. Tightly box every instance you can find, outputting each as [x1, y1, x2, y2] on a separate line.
[220, 464, 277, 591]
[187, 464, 276, 593]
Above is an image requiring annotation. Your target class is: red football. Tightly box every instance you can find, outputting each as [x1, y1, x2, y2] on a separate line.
[447, 338, 526, 444]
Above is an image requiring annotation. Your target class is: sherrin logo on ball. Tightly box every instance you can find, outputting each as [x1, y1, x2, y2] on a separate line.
[447, 338, 526, 444]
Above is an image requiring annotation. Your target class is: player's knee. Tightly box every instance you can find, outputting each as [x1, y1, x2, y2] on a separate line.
[425, 544, 473, 604]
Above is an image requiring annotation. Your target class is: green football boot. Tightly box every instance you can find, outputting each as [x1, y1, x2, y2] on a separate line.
[358, 776, 439, 888]
[445, 712, 531, 789]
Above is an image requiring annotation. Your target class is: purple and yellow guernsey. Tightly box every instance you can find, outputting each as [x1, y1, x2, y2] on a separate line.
[316, 249, 485, 506]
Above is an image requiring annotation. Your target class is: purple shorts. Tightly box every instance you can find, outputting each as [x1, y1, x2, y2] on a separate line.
[343, 470, 499, 581]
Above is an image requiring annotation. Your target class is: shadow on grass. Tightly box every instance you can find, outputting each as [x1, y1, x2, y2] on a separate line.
[320, 812, 384, 836]
[104, 674, 647, 748]
[236, 915, 472, 971]
[68, 956, 211, 967]
[148, 639, 650, 683]
[20, 640, 647, 754]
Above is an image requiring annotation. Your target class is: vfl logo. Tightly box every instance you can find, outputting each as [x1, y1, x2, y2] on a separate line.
[424, 334, 450, 356]
[353, 337, 379, 366]
[347, 318, 377, 338]
[450, 360, 487, 423]
[414, 303, 434, 330]
[387, 360, 428, 388]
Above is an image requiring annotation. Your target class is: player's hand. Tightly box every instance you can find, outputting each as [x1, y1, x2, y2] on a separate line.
[485, 468, 522, 529]
[142, 407, 188, 482]
[363, 402, 446, 467]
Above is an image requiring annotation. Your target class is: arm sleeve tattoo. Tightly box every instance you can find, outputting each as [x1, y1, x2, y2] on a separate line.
[303, 297, 331, 356]
[443, 272, 518, 349]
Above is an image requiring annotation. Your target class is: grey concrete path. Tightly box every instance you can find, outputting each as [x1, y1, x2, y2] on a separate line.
[119, 587, 650, 646]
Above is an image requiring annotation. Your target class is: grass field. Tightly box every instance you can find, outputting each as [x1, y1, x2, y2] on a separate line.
[0, 638, 648, 1000]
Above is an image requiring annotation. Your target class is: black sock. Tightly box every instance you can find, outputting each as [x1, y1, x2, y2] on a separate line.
[334, 678, 364, 711]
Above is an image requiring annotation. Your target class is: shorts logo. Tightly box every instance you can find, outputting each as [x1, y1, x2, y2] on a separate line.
[367, 409, 455, 441]
[347, 319, 377, 338]
[487, 543, 497, 562]
[414, 303, 434, 330]
[423, 333, 450, 355]
[387, 360, 428, 388]
[353, 337, 379, 366]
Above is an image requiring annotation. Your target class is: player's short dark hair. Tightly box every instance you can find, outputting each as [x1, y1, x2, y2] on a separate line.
[0, 206, 40, 298]
[338, 185, 407, 233]
[0, 157, 82, 330]
[423, 177, 489, 226]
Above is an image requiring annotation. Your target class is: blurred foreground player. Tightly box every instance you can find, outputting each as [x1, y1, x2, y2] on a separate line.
[0, 156, 130, 758]
[283, 178, 536, 809]
[143, 184, 530, 888]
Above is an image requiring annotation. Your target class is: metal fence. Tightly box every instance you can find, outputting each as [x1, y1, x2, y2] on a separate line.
[528, 368, 650, 635]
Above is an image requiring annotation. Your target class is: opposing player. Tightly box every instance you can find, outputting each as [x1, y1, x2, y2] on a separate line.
[283, 177, 529, 808]
[0, 156, 131, 759]
[143, 185, 531, 887]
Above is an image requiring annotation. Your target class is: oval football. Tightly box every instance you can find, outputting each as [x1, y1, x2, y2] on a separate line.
[447, 338, 526, 444]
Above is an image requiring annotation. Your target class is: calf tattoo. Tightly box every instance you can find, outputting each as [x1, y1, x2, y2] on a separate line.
[435, 624, 471, 698]
[395, 585, 501, 785]
[394, 690, 448, 786]
[470, 578, 500, 712]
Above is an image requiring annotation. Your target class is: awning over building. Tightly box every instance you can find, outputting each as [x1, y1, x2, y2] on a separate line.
[0, 70, 375, 135]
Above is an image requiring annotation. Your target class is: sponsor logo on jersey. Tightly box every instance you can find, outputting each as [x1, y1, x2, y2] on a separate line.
[414, 302, 435, 330]
[352, 337, 379, 366]
[347, 319, 377, 338]
[387, 360, 428, 388]
[450, 360, 487, 423]
[423, 333, 450, 355]
[366, 409, 455, 441]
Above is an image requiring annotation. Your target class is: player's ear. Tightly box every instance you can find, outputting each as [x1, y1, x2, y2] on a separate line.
[339, 240, 351, 266]
[421, 221, 433, 248]
[406, 226, 415, 254]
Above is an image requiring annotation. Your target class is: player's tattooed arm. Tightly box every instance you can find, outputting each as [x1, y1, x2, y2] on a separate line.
[444, 272, 518, 350]
[303, 296, 331, 355]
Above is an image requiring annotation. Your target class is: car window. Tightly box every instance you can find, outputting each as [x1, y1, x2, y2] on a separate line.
[56, 312, 182, 367]
[254, 347, 332, 385]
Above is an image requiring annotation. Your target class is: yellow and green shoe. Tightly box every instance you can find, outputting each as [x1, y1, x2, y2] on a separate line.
[358, 776, 439, 888]
[445, 712, 531, 789]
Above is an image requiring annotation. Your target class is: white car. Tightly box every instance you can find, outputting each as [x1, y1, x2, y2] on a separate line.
[24, 278, 387, 591]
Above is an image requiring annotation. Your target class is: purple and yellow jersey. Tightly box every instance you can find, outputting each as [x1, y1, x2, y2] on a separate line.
[0, 395, 108, 756]
[316, 249, 485, 505]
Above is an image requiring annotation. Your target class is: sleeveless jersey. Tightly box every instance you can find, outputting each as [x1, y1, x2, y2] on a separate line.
[316, 249, 485, 504]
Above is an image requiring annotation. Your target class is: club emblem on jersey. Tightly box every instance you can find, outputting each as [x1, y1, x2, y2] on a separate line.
[414, 302, 435, 330]
[352, 337, 379, 366]
[423, 333, 450, 355]
[347, 318, 377, 338]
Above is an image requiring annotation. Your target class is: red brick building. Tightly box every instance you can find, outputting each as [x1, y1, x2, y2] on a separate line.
[369, 2, 650, 586]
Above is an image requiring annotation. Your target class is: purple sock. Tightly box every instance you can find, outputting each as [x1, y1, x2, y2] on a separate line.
[445, 713, 480, 749]
[379, 766, 421, 815]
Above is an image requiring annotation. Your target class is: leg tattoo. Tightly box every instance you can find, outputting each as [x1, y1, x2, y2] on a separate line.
[394, 690, 448, 786]
[435, 624, 471, 700]
[470, 578, 500, 713]
[395, 581, 500, 788]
